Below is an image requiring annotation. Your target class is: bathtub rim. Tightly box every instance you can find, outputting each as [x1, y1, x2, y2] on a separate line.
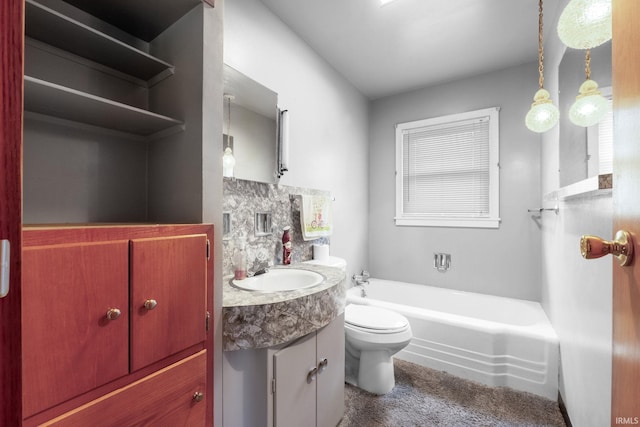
[346, 280, 558, 344]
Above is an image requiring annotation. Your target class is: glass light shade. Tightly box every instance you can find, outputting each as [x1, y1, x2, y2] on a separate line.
[569, 79, 609, 127]
[222, 147, 236, 178]
[525, 89, 560, 133]
[557, 0, 612, 49]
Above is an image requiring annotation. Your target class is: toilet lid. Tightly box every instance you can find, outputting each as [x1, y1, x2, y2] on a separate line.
[345, 304, 408, 331]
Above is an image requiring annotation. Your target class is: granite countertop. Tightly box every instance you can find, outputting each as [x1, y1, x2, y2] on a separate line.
[222, 263, 346, 351]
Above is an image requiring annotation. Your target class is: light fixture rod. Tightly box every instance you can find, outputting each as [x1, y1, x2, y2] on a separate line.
[224, 94, 234, 148]
[585, 49, 592, 80]
[227, 97, 231, 139]
[537, 0, 545, 89]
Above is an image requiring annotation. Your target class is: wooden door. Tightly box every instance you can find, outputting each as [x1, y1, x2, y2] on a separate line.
[22, 241, 130, 418]
[129, 234, 207, 371]
[316, 315, 345, 427]
[273, 333, 317, 427]
[612, 0, 640, 423]
[0, 0, 23, 424]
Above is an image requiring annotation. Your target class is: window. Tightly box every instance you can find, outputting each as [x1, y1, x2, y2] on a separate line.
[395, 107, 500, 228]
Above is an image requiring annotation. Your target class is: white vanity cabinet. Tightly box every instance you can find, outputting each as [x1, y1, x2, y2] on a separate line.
[273, 313, 345, 427]
[222, 314, 345, 427]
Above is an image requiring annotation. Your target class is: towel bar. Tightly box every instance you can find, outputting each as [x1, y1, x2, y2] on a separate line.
[528, 206, 559, 214]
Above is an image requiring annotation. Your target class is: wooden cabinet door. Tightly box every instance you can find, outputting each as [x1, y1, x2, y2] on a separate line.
[316, 314, 345, 427]
[273, 332, 317, 427]
[130, 234, 207, 371]
[22, 241, 129, 418]
[42, 350, 207, 427]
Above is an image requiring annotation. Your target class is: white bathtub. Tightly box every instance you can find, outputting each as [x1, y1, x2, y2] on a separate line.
[346, 279, 559, 399]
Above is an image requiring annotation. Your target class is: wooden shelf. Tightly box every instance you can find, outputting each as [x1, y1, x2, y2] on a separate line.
[24, 76, 183, 137]
[62, 0, 205, 42]
[25, 0, 174, 82]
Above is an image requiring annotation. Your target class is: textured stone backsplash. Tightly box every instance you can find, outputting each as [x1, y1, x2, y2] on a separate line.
[223, 178, 330, 277]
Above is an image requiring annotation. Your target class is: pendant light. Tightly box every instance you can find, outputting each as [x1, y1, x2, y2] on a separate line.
[525, 0, 559, 133]
[569, 49, 609, 127]
[557, 0, 611, 49]
[223, 94, 236, 178]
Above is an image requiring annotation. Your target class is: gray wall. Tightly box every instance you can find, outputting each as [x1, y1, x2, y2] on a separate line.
[369, 63, 542, 301]
[540, 0, 612, 424]
[224, 0, 370, 283]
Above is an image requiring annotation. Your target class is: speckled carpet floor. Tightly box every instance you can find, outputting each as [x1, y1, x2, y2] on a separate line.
[339, 359, 566, 427]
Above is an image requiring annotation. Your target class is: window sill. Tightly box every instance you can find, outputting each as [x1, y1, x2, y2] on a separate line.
[395, 217, 501, 229]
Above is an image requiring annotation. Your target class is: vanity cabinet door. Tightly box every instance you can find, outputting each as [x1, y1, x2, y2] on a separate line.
[22, 240, 130, 418]
[130, 234, 208, 372]
[316, 314, 345, 427]
[273, 332, 318, 427]
[272, 315, 345, 427]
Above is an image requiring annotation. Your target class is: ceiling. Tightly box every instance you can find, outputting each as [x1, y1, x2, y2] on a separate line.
[259, 0, 562, 100]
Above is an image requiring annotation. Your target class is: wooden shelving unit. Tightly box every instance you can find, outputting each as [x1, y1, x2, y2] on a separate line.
[21, 0, 209, 225]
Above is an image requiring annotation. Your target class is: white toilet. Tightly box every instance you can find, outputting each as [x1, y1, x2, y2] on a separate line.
[344, 304, 412, 394]
[304, 253, 412, 395]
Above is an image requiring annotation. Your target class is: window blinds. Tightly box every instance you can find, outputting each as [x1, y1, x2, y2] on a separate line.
[598, 99, 613, 175]
[402, 116, 491, 218]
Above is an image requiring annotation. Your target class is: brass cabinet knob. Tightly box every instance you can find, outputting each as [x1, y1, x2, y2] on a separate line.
[580, 230, 634, 266]
[143, 299, 158, 310]
[193, 391, 205, 402]
[106, 308, 121, 320]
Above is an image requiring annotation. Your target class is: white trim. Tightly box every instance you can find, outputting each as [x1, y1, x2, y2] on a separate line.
[395, 217, 501, 229]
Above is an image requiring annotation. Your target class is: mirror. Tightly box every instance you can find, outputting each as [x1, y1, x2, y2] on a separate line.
[223, 64, 279, 183]
[559, 41, 612, 188]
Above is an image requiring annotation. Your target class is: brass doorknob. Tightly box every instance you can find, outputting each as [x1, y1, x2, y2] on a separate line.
[193, 391, 205, 402]
[580, 230, 634, 266]
[106, 308, 121, 320]
[144, 299, 158, 310]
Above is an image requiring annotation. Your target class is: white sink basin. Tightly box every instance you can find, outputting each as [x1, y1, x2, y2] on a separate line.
[231, 268, 324, 292]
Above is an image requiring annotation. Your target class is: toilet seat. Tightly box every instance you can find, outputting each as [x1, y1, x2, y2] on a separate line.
[345, 304, 409, 334]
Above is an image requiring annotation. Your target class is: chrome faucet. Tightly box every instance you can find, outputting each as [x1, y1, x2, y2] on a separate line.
[249, 267, 270, 277]
[248, 261, 273, 278]
[352, 270, 370, 297]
